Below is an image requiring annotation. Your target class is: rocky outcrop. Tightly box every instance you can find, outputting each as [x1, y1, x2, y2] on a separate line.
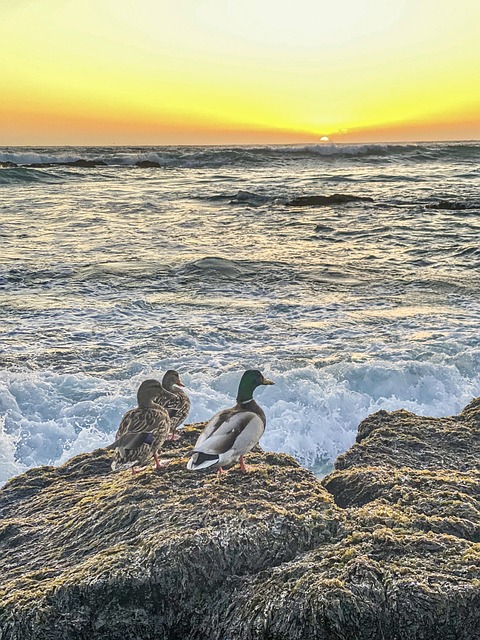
[135, 160, 162, 168]
[425, 200, 479, 210]
[1, 400, 480, 639]
[27, 160, 108, 168]
[287, 194, 374, 207]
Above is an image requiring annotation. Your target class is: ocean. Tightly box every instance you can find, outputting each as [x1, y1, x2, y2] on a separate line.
[1, 142, 479, 484]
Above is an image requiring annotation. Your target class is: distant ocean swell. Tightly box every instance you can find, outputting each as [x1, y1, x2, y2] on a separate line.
[2, 253, 480, 293]
[1, 142, 479, 171]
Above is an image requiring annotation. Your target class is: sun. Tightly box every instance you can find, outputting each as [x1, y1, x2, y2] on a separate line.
[320, 136, 330, 142]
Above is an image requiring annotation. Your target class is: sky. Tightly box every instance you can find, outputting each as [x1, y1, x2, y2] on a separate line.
[1, 0, 479, 145]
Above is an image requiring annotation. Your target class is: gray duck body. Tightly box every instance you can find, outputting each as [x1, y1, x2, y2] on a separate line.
[187, 370, 274, 472]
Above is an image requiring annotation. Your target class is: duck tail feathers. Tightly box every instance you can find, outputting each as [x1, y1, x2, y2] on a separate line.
[187, 451, 220, 471]
[111, 459, 138, 472]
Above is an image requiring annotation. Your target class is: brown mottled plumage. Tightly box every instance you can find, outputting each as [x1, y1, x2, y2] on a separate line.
[110, 379, 170, 472]
[154, 370, 190, 440]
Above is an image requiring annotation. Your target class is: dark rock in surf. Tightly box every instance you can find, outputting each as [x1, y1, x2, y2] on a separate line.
[1, 399, 480, 639]
[65, 159, 108, 167]
[0, 161, 18, 167]
[206, 191, 269, 206]
[288, 193, 374, 207]
[136, 160, 162, 168]
[425, 200, 479, 210]
[26, 160, 108, 168]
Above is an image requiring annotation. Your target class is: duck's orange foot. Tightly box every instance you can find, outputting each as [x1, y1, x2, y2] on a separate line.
[239, 456, 250, 473]
[154, 460, 170, 470]
[153, 452, 170, 470]
[131, 466, 144, 475]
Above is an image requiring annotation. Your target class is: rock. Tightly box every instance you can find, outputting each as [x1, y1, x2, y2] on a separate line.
[0, 425, 341, 639]
[64, 159, 108, 167]
[320, 400, 480, 639]
[425, 200, 478, 210]
[135, 160, 162, 168]
[288, 194, 374, 207]
[1, 401, 480, 639]
[0, 161, 18, 167]
[27, 160, 108, 168]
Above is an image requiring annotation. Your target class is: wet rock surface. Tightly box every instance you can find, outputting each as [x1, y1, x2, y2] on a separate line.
[1, 401, 480, 639]
[287, 194, 374, 207]
[135, 160, 162, 168]
[26, 159, 109, 168]
[425, 200, 479, 210]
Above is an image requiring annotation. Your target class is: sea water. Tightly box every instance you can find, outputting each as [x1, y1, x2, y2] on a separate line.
[1, 142, 479, 484]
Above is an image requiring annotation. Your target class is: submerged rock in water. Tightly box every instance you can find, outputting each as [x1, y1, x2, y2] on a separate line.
[64, 159, 109, 167]
[425, 200, 479, 210]
[135, 160, 162, 168]
[288, 194, 374, 207]
[26, 159, 108, 168]
[1, 401, 480, 639]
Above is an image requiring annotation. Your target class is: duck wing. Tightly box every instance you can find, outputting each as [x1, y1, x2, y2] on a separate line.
[111, 407, 170, 469]
[194, 406, 236, 448]
[115, 409, 138, 440]
[163, 390, 191, 429]
[107, 431, 154, 451]
[153, 386, 176, 408]
[115, 407, 170, 443]
[194, 410, 265, 456]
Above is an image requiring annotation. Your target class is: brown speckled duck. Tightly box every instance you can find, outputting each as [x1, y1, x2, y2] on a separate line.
[110, 379, 171, 473]
[187, 369, 274, 473]
[155, 370, 190, 440]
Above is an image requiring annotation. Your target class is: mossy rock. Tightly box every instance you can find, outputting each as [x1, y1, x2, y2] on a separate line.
[2, 401, 480, 639]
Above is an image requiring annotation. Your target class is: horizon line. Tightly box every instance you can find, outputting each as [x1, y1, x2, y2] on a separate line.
[1, 138, 479, 148]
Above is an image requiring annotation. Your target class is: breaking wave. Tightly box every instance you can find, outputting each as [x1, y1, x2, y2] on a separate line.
[1, 142, 478, 171]
[1, 353, 480, 485]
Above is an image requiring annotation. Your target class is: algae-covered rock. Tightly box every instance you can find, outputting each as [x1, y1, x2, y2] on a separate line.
[0, 425, 341, 639]
[288, 194, 374, 207]
[1, 400, 480, 640]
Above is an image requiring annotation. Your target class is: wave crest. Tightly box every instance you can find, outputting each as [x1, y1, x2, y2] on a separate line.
[1, 354, 480, 485]
[1, 142, 478, 170]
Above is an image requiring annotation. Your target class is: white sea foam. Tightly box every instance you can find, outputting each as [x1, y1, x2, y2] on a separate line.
[0, 151, 83, 165]
[269, 143, 414, 157]
[1, 354, 479, 485]
[0, 417, 27, 485]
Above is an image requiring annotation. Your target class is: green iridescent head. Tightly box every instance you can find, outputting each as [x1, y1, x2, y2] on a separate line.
[236, 369, 275, 403]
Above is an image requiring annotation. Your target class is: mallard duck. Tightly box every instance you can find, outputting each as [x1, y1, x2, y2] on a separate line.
[110, 379, 171, 473]
[154, 370, 190, 440]
[186, 369, 274, 473]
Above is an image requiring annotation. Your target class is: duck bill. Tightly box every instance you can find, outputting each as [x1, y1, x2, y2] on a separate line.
[262, 378, 275, 386]
[176, 379, 186, 387]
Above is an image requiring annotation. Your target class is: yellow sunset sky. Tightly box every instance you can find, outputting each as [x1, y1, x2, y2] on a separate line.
[1, 0, 479, 145]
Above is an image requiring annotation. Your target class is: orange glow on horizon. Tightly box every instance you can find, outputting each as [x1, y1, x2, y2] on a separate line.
[1, 0, 479, 145]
